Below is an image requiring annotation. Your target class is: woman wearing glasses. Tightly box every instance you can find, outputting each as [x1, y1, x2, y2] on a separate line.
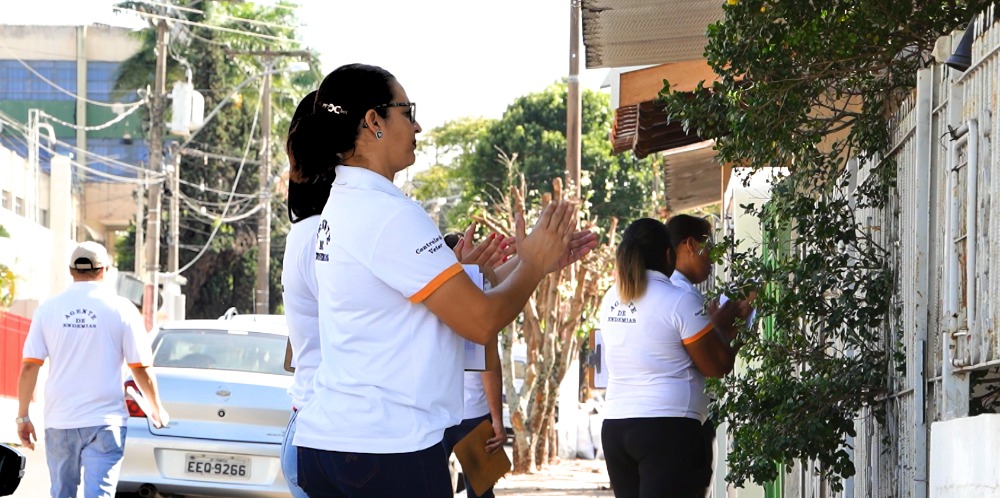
[286, 63, 589, 498]
[599, 218, 743, 498]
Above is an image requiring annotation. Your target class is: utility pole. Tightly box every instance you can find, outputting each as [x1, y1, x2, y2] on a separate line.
[566, 0, 582, 199]
[256, 65, 272, 314]
[228, 49, 310, 315]
[167, 143, 181, 275]
[143, 19, 168, 331]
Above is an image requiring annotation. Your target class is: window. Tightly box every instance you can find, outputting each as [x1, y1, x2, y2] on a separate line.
[152, 329, 291, 376]
[1, 190, 10, 210]
[13, 196, 23, 216]
[0, 60, 76, 101]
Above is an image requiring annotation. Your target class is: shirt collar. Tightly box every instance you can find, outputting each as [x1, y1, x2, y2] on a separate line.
[671, 271, 693, 287]
[646, 269, 671, 283]
[333, 165, 406, 199]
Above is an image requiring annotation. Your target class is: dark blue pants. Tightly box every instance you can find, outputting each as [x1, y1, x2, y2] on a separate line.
[602, 417, 712, 498]
[442, 414, 495, 498]
[297, 443, 452, 498]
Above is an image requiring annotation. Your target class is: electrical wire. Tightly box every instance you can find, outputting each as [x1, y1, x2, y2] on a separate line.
[0, 109, 166, 184]
[38, 103, 145, 132]
[0, 41, 146, 109]
[169, 79, 266, 276]
[177, 177, 257, 198]
[118, 8, 299, 45]
[180, 193, 265, 222]
[134, 0, 299, 32]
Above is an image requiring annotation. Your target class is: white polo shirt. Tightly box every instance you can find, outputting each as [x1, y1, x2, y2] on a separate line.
[462, 372, 490, 420]
[294, 165, 466, 453]
[22, 281, 153, 429]
[599, 270, 713, 422]
[281, 214, 322, 409]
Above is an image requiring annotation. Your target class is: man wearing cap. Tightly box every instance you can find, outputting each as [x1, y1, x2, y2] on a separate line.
[16, 241, 169, 498]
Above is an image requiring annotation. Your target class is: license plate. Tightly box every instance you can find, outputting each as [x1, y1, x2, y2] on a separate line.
[183, 453, 251, 480]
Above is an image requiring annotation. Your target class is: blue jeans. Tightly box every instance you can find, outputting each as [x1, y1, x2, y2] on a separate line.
[297, 443, 452, 498]
[442, 414, 495, 498]
[280, 410, 309, 498]
[44, 426, 126, 498]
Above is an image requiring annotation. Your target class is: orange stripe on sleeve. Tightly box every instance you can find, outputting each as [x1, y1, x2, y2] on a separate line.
[409, 263, 464, 303]
[682, 323, 714, 345]
[127, 362, 149, 368]
[23, 358, 44, 365]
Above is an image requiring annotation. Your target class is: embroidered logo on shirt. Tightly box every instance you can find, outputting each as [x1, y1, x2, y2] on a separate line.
[415, 236, 444, 255]
[315, 219, 332, 262]
[607, 300, 638, 324]
[63, 308, 98, 329]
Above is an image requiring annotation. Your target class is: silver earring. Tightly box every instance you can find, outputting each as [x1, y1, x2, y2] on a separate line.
[375, 130, 383, 140]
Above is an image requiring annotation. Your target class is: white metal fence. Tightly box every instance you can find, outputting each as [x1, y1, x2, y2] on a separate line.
[835, 7, 1000, 498]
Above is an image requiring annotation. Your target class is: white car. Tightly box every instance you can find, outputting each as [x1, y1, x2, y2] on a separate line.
[117, 314, 294, 498]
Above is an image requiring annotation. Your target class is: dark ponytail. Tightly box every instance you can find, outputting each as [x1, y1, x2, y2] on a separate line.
[615, 218, 671, 302]
[286, 90, 332, 223]
[286, 64, 395, 186]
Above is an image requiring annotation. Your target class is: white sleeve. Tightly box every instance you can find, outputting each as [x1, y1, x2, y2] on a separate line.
[674, 291, 713, 345]
[369, 205, 463, 303]
[120, 301, 153, 367]
[21, 309, 47, 363]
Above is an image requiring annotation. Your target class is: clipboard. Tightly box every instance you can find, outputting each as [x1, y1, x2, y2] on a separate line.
[453, 420, 511, 495]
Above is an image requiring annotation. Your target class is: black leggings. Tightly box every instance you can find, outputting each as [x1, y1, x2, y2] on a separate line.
[602, 417, 712, 498]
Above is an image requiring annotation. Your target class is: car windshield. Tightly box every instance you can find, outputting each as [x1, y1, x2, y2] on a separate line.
[153, 329, 291, 376]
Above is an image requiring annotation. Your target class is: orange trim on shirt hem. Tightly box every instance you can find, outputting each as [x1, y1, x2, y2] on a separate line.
[23, 358, 44, 365]
[127, 362, 149, 368]
[682, 324, 714, 345]
[409, 263, 464, 303]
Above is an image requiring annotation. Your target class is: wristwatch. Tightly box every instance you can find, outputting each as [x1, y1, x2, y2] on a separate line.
[15, 416, 30, 424]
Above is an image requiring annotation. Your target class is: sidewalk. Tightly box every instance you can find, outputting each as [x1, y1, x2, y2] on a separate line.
[492, 458, 613, 497]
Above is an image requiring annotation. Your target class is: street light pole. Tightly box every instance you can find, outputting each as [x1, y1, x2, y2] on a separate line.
[566, 0, 582, 199]
[226, 50, 309, 315]
[255, 66, 272, 314]
[143, 19, 168, 331]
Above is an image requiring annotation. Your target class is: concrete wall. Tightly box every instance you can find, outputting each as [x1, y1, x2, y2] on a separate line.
[0, 24, 141, 62]
[930, 414, 1000, 497]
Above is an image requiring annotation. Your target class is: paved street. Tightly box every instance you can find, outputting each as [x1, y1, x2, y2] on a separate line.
[3, 393, 611, 498]
[5, 442, 611, 498]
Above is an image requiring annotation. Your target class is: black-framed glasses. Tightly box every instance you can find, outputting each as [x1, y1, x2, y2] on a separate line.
[374, 102, 417, 123]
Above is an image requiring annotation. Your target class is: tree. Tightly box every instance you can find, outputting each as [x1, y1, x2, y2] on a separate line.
[660, 0, 990, 490]
[114, 0, 320, 318]
[473, 164, 616, 473]
[410, 83, 656, 472]
[467, 83, 654, 233]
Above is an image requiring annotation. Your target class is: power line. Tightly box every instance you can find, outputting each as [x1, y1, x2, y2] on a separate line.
[134, 0, 300, 32]
[118, 8, 300, 45]
[169, 79, 266, 276]
[38, 103, 145, 132]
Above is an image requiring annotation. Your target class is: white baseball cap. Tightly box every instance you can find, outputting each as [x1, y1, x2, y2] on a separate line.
[70, 241, 111, 270]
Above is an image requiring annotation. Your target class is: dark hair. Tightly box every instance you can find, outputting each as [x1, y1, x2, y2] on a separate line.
[615, 218, 672, 302]
[286, 64, 395, 186]
[665, 214, 712, 249]
[443, 232, 463, 250]
[286, 90, 334, 223]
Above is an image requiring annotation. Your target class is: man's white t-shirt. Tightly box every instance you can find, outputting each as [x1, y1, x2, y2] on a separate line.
[599, 270, 713, 422]
[281, 215, 322, 409]
[294, 166, 466, 454]
[22, 281, 153, 429]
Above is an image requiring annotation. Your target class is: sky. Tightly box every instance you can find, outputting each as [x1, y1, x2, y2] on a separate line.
[3, 0, 610, 140]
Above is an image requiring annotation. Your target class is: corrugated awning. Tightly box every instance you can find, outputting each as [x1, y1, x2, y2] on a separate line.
[582, 0, 724, 69]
